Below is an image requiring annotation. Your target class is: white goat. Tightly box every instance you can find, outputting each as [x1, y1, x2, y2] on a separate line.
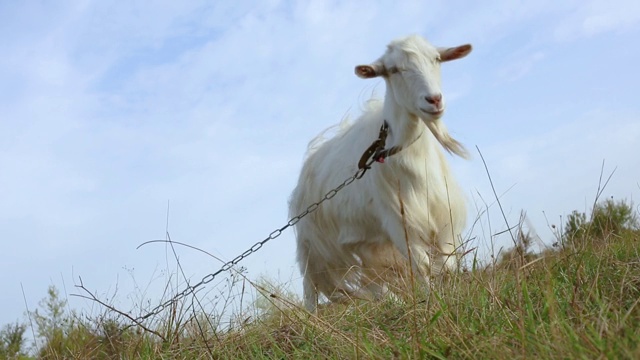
[289, 34, 472, 312]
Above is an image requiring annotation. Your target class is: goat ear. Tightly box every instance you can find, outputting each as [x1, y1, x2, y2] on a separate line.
[439, 44, 472, 62]
[355, 64, 383, 79]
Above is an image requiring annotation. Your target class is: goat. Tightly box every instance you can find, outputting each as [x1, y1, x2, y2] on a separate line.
[289, 34, 472, 312]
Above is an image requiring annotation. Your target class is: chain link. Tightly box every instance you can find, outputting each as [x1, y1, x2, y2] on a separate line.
[134, 165, 371, 323]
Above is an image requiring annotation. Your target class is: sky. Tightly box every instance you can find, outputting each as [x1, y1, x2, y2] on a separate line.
[1, 0, 639, 329]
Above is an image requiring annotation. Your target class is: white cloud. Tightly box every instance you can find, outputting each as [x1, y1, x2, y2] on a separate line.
[554, 0, 640, 41]
[497, 51, 545, 82]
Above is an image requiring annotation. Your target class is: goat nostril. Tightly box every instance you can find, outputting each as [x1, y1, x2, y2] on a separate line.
[425, 94, 442, 105]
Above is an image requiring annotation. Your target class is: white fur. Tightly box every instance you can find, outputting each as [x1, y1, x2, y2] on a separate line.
[289, 35, 472, 312]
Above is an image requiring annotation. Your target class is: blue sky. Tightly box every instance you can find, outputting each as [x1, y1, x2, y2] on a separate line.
[1, 0, 639, 327]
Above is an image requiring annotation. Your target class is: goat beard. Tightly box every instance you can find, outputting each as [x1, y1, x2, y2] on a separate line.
[425, 118, 469, 159]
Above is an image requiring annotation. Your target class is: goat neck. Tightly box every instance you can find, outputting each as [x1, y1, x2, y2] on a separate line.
[381, 92, 424, 153]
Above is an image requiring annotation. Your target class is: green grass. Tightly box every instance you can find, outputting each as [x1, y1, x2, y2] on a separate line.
[12, 228, 639, 359]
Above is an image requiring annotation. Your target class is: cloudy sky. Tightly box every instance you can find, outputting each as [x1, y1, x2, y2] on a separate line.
[1, 0, 639, 327]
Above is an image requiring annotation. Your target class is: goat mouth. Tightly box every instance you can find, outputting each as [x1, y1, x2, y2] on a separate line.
[420, 108, 444, 117]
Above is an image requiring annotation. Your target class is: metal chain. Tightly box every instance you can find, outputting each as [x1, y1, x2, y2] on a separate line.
[134, 163, 373, 323]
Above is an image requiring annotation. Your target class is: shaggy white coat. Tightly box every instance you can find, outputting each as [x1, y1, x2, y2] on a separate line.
[289, 34, 472, 311]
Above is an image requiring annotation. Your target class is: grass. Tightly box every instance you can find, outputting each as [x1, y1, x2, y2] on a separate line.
[9, 226, 639, 359]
